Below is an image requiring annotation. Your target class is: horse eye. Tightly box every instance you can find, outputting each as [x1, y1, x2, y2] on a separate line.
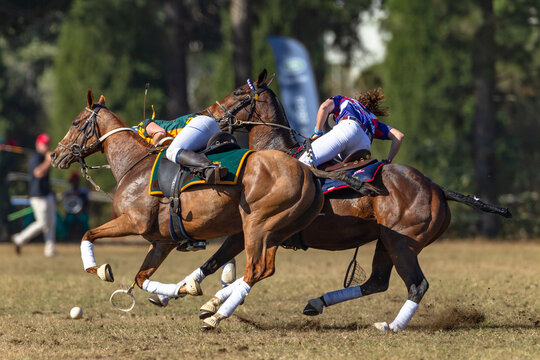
[72, 120, 80, 127]
[233, 90, 243, 97]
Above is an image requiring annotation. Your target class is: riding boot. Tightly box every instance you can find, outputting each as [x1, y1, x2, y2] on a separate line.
[175, 149, 228, 184]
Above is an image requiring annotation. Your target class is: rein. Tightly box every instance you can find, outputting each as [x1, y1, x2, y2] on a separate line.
[211, 82, 316, 164]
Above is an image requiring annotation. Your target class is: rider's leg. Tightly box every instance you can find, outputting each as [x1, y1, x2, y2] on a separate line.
[298, 119, 367, 167]
[165, 115, 228, 184]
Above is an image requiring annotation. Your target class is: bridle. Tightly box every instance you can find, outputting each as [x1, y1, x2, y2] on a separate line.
[209, 79, 315, 162]
[209, 80, 270, 133]
[57, 104, 155, 199]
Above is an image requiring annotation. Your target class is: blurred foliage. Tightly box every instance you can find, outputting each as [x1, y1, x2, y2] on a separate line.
[380, 0, 539, 238]
[0, 0, 538, 237]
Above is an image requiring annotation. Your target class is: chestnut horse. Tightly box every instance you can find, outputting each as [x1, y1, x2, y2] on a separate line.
[51, 90, 325, 305]
[165, 70, 511, 331]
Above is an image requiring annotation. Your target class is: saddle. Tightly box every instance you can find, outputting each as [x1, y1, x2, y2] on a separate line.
[157, 132, 241, 198]
[306, 148, 387, 197]
[319, 149, 376, 172]
[154, 132, 245, 252]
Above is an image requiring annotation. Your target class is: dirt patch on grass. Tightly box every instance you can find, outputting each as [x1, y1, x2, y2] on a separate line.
[430, 306, 486, 330]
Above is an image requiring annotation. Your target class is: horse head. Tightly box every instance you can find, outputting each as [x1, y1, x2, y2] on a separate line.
[210, 69, 297, 151]
[51, 90, 108, 169]
[212, 69, 278, 131]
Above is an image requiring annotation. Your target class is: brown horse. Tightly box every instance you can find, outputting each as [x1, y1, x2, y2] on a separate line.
[51, 90, 325, 306]
[167, 70, 511, 331]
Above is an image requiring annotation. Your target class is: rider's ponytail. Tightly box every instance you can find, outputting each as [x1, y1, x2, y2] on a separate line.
[356, 88, 389, 117]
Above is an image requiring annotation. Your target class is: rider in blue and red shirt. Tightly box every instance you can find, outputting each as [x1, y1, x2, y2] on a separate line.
[298, 94, 404, 168]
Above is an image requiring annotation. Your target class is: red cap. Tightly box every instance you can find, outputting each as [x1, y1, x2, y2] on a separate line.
[36, 133, 51, 145]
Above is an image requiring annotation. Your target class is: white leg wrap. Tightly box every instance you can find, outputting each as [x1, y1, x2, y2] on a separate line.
[186, 268, 205, 283]
[142, 279, 181, 297]
[214, 278, 244, 302]
[157, 294, 170, 306]
[221, 259, 236, 287]
[389, 300, 419, 332]
[80, 240, 97, 270]
[322, 285, 363, 306]
[216, 280, 251, 318]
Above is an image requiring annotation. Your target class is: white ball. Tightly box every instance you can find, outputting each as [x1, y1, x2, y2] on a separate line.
[70, 306, 83, 319]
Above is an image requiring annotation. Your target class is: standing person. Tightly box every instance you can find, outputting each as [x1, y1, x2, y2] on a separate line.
[12, 134, 56, 257]
[298, 91, 404, 168]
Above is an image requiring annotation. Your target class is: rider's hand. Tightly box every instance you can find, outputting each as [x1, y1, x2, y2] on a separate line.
[310, 134, 321, 141]
[152, 131, 166, 145]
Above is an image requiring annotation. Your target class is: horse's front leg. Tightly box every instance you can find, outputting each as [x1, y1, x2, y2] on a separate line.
[134, 241, 204, 298]
[81, 214, 142, 282]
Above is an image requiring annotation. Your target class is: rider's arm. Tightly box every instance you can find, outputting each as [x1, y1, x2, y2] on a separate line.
[385, 128, 405, 163]
[146, 122, 167, 143]
[33, 153, 52, 178]
[311, 99, 335, 140]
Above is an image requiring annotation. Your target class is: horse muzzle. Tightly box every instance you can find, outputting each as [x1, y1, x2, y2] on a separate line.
[51, 150, 73, 169]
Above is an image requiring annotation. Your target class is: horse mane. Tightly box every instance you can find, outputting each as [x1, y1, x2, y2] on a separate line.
[356, 88, 389, 117]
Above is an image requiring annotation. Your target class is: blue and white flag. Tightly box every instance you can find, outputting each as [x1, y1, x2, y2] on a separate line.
[267, 36, 319, 140]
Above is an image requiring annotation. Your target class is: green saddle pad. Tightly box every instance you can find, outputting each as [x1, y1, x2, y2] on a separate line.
[149, 148, 254, 196]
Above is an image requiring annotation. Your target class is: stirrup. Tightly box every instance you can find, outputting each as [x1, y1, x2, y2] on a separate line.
[204, 165, 228, 184]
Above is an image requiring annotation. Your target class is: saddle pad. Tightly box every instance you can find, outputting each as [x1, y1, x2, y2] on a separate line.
[320, 161, 385, 194]
[149, 148, 253, 196]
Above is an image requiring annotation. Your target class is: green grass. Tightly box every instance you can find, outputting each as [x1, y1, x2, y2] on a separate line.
[1, 240, 538, 359]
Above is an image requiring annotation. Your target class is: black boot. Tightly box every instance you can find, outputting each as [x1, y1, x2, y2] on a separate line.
[175, 150, 228, 184]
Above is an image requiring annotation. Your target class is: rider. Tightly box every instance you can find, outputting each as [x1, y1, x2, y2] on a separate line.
[136, 113, 228, 184]
[298, 91, 404, 168]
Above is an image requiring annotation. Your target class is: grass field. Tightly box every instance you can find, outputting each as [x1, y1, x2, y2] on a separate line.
[1, 239, 538, 359]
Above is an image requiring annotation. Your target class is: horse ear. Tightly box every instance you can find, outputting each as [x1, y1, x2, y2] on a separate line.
[87, 89, 94, 108]
[98, 95, 106, 105]
[256, 69, 268, 86]
[266, 73, 276, 86]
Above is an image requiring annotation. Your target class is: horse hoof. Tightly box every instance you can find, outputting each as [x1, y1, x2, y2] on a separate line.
[200, 315, 219, 330]
[185, 277, 203, 296]
[148, 295, 169, 307]
[373, 322, 390, 332]
[303, 298, 324, 316]
[199, 302, 217, 319]
[97, 264, 114, 282]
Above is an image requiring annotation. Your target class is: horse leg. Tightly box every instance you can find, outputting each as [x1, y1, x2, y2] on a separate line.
[132, 241, 205, 300]
[374, 233, 429, 332]
[201, 244, 279, 330]
[303, 239, 394, 315]
[149, 233, 245, 308]
[80, 214, 143, 282]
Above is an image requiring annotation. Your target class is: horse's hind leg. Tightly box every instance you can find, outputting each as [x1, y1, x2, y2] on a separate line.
[374, 232, 429, 332]
[303, 239, 394, 315]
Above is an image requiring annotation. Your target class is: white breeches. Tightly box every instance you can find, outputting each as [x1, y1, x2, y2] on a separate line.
[13, 194, 56, 256]
[165, 115, 221, 162]
[298, 119, 371, 167]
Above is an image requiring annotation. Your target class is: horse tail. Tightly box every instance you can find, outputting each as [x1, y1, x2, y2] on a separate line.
[441, 187, 512, 218]
[309, 168, 364, 193]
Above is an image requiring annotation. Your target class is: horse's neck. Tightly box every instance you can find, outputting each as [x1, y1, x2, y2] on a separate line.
[100, 112, 151, 182]
[249, 125, 299, 153]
